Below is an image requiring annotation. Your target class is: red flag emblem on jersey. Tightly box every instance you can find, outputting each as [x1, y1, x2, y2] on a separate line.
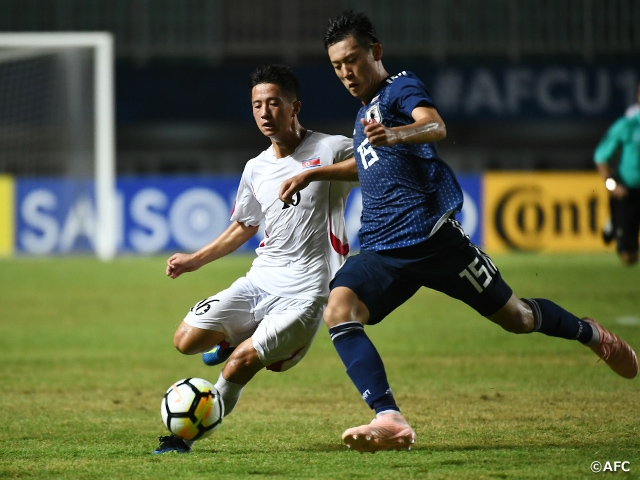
[301, 158, 321, 168]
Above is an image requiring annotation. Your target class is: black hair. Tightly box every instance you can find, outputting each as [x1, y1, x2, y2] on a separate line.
[248, 64, 300, 102]
[323, 10, 380, 50]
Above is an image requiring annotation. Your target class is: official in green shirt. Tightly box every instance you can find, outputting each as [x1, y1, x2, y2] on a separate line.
[594, 82, 640, 266]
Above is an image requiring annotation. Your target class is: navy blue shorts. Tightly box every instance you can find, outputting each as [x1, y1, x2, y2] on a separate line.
[330, 219, 513, 325]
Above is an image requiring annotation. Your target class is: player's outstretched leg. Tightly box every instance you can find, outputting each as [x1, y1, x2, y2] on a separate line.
[342, 412, 416, 453]
[582, 318, 638, 379]
[153, 435, 191, 454]
[202, 341, 236, 366]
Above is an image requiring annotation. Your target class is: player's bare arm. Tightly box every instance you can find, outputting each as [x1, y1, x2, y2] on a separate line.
[166, 221, 259, 279]
[362, 105, 446, 147]
[279, 157, 358, 203]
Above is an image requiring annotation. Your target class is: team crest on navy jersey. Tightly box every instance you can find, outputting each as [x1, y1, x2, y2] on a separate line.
[365, 104, 382, 124]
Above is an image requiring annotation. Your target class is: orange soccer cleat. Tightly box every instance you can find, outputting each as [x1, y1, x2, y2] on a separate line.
[583, 318, 638, 379]
[342, 412, 416, 453]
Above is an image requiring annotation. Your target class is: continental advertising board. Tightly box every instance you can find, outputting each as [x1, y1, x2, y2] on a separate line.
[483, 172, 610, 252]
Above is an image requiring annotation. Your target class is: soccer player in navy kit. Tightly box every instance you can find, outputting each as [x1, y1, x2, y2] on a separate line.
[280, 10, 638, 453]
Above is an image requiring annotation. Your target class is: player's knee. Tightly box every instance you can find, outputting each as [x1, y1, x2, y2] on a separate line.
[173, 333, 197, 355]
[323, 302, 352, 327]
[172, 327, 202, 355]
[324, 288, 368, 327]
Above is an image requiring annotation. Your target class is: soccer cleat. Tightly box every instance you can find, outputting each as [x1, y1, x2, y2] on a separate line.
[202, 342, 235, 366]
[601, 220, 614, 245]
[582, 318, 638, 379]
[153, 435, 191, 454]
[342, 412, 416, 453]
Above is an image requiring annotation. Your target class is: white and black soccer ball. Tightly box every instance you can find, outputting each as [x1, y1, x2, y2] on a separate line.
[160, 378, 224, 440]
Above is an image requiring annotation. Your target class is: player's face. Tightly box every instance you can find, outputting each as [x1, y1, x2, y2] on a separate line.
[251, 83, 298, 139]
[328, 35, 383, 103]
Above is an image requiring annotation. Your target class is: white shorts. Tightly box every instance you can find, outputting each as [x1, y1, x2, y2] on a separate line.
[183, 276, 324, 372]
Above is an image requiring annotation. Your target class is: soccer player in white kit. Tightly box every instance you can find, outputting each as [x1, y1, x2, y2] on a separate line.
[154, 64, 355, 454]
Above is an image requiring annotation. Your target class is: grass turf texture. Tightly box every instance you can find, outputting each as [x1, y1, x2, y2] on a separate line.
[0, 253, 638, 479]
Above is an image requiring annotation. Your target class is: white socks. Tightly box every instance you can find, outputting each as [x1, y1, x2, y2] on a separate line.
[214, 371, 245, 417]
[586, 323, 601, 346]
[182, 373, 244, 447]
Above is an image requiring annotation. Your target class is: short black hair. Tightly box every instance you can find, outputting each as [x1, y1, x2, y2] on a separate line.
[248, 64, 300, 102]
[323, 10, 380, 50]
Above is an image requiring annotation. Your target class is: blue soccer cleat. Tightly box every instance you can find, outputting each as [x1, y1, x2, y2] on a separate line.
[153, 435, 191, 454]
[202, 342, 236, 366]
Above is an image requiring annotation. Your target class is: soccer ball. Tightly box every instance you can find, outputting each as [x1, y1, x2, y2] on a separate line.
[160, 378, 224, 440]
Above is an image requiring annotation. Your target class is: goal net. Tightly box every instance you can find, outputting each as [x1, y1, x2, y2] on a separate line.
[0, 33, 116, 260]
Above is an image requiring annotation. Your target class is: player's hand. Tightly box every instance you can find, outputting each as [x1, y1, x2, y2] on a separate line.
[360, 118, 399, 146]
[279, 173, 310, 204]
[611, 183, 628, 199]
[166, 253, 200, 279]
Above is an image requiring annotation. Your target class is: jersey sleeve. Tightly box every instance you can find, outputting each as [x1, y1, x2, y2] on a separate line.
[331, 135, 354, 164]
[230, 166, 263, 227]
[391, 76, 437, 118]
[323, 134, 358, 187]
[594, 117, 627, 164]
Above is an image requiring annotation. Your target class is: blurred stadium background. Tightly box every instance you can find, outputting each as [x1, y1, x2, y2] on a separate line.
[1, 0, 639, 257]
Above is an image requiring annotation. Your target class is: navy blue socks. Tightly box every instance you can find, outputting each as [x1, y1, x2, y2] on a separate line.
[328, 300, 595, 416]
[329, 322, 399, 414]
[522, 298, 596, 345]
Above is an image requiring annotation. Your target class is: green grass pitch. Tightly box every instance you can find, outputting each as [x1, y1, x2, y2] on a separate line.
[0, 253, 639, 479]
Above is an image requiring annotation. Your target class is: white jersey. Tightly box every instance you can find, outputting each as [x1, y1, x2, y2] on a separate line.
[231, 131, 354, 302]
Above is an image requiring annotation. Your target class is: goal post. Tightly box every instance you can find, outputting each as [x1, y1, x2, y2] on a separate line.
[0, 32, 116, 260]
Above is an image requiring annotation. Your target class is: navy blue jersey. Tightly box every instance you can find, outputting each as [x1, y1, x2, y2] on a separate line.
[353, 71, 464, 251]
